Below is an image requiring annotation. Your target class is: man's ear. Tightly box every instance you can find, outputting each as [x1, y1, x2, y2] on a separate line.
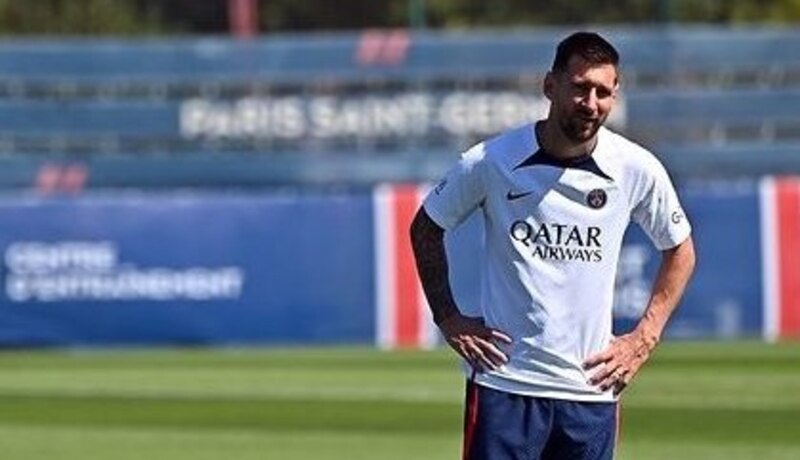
[543, 71, 555, 101]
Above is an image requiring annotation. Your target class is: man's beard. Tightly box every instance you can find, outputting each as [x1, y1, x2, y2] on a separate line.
[559, 115, 604, 143]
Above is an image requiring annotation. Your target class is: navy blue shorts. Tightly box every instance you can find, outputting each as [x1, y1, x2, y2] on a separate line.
[462, 380, 619, 460]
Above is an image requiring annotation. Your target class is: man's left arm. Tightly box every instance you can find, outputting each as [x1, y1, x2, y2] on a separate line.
[584, 235, 696, 394]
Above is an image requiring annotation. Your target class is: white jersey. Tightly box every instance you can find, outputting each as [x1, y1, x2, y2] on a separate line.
[423, 122, 691, 402]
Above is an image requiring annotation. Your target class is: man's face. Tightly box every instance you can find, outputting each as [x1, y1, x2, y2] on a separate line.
[544, 55, 619, 143]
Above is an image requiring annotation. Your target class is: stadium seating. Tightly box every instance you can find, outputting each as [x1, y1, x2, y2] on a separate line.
[0, 26, 798, 187]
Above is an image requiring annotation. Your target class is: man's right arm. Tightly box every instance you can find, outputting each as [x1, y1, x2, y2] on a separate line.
[409, 207, 460, 325]
[410, 207, 511, 371]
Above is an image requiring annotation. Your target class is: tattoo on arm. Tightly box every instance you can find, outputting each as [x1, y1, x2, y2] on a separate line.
[409, 208, 460, 325]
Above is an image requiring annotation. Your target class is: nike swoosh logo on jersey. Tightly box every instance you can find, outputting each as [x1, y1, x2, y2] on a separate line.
[506, 190, 533, 201]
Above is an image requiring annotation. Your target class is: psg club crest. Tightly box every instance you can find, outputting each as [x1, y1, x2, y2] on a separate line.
[586, 189, 607, 209]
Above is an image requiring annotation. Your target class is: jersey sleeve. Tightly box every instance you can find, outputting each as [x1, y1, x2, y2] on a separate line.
[423, 144, 488, 231]
[631, 160, 692, 250]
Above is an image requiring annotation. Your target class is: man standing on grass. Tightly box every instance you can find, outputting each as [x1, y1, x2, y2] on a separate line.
[410, 31, 696, 460]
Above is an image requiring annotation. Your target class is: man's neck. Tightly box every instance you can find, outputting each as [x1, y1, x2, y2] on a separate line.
[536, 120, 598, 160]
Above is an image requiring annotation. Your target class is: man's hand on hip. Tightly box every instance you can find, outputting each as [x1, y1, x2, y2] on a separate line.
[438, 314, 512, 372]
[583, 329, 657, 395]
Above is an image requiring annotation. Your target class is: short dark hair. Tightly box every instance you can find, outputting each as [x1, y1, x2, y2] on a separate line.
[551, 32, 619, 73]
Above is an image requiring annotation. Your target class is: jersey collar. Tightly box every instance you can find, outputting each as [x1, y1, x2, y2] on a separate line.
[513, 125, 613, 182]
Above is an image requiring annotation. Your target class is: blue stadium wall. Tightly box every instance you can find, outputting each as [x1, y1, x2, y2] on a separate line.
[0, 179, 797, 348]
[0, 192, 377, 346]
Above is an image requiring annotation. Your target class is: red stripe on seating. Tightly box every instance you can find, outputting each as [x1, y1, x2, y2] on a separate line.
[776, 179, 800, 339]
[393, 184, 422, 347]
[356, 30, 384, 65]
[382, 30, 410, 65]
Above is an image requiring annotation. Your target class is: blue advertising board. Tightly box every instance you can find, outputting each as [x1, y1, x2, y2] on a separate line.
[0, 192, 375, 346]
[0, 181, 773, 347]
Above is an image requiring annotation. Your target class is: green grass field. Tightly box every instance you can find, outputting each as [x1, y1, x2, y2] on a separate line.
[0, 341, 798, 460]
